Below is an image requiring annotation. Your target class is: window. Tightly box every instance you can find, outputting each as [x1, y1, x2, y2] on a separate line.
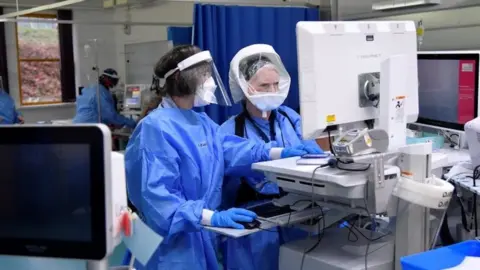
[15, 14, 61, 105]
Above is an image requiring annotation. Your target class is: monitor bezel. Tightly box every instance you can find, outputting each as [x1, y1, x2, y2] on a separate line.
[0, 125, 107, 260]
[417, 53, 479, 131]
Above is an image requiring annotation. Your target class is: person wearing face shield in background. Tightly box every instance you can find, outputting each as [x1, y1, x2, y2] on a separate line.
[218, 44, 324, 270]
[72, 68, 136, 128]
[123, 45, 309, 270]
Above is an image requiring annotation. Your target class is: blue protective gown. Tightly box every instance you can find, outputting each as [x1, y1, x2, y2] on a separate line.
[72, 84, 136, 128]
[124, 98, 274, 270]
[218, 105, 318, 270]
[0, 89, 22, 125]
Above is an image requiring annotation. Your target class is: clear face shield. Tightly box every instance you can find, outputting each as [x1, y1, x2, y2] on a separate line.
[160, 51, 232, 107]
[229, 45, 291, 114]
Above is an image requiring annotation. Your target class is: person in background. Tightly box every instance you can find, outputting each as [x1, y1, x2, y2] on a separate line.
[0, 88, 24, 124]
[123, 45, 315, 270]
[218, 44, 324, 270]
[73, 68, 136, 128]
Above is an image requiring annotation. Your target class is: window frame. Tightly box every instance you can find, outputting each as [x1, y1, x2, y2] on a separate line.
[15, 13, 62, 106]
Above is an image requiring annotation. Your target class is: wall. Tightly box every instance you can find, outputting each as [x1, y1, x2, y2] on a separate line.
[338, 0, 476, 20]
[336, 0, 480, 51]
[72, 9, 117, 91]
[113, 2, 194, 81]
[370, 6, 480, 51]
[4, 8, 115, 123]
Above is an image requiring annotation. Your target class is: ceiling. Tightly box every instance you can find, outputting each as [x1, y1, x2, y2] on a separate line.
[0, 0, 332, 10]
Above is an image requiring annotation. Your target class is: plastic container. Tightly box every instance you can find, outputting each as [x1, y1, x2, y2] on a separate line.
[406, 132, 445, 150]
[401, 240, 480, 270]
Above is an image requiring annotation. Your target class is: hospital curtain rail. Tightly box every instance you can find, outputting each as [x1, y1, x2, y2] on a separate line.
[192, 3, 320, 124]
[0, 7, 9, 92]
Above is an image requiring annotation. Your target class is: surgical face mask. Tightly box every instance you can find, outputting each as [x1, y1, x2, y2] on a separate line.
[248, 93, 286, 114]
[194, 77, 217, 107]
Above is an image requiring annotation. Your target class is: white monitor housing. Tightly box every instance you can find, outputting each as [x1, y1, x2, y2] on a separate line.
[296, 21, 419, 139]
[0, 124, 127, 263]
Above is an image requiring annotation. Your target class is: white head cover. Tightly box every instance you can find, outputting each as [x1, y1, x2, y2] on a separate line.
[229, 44, 291, 110]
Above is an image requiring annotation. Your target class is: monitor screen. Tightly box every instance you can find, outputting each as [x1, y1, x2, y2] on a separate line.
[0, 144, 91, 242]
[125, 85, 142, 108]
[417, 54, 479, 130]
[0, 126, 107, 260]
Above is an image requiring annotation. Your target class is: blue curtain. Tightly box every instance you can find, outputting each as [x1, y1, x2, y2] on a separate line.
[167, 26, 193, 45]
[193, 4, 319, 124]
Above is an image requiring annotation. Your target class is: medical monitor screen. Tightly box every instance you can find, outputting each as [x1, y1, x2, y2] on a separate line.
[417, 54, 479, 130]
[0, 125, 107, 260]
[125, 85, 142, 108]
[0, 144, 91, 242]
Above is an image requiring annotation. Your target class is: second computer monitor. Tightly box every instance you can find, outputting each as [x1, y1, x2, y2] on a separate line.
[124, 84, 147, 110]
[417, 52, 479, 130]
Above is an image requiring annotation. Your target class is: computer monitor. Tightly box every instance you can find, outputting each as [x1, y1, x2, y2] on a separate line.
[417, 52, 479, 130]
[124, 84, 147, 110]
[296, 21, 419, 139]
[0, 125, 125, 261]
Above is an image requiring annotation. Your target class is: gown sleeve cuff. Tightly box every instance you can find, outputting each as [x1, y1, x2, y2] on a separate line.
[201, 209, 215, 226]
[270, 147, 283, 160]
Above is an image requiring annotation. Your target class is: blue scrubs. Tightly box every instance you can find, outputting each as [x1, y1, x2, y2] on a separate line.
[73, 84, 136, 128]
[124, 98, 273, 270]
[218, 105, 316, 270]
[0, 89, 22, 124]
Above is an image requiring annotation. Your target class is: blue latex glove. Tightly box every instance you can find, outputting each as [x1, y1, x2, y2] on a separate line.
[303, 143, 324, 154]
[211, 208, 257, 229]
[281, 145, 308, 158]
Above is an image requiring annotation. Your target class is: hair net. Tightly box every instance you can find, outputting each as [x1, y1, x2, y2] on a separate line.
[229, 44, 291, 104]
[153, 45, 232, 106]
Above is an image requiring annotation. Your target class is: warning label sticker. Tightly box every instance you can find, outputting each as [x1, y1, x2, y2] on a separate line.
[394, 96, 406, 123]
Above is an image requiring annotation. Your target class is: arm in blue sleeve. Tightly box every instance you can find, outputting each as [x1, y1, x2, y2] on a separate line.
[100, 90, 136, 128]
[220, 132, 274, 178]
[125, 124, 204, 237]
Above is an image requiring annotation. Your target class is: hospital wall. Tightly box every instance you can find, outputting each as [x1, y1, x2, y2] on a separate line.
[339, 0, 480, 51]
[5, 2, 193, 123]
[4, 8, 116, 123]
[369, 6, 480, 51]
[112, 2, 194, 81]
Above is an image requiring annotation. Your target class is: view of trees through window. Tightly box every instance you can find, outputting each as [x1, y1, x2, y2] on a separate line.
[17, 16, 61, 104]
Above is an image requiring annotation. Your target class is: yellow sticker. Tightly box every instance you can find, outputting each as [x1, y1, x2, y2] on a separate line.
[364, 134, 372, 147]
[326, 114, 336, 123]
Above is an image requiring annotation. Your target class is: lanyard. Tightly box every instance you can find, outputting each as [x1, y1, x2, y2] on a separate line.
[244, 111, 277, 143]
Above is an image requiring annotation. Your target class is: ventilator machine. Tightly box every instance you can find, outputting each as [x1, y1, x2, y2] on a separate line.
[249, 21, 455, 270]
[0, 124, 162, 270]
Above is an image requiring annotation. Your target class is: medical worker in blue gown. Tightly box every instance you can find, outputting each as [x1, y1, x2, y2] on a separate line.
[124, 45, 318, 270]
[73, 68, 136, 128]
[0, 88, 24, 124]
[219, 44, 324, 270]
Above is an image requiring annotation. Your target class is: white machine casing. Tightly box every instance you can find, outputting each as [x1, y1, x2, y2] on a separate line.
[378, 55, 409, 151]
[465, 117, 480, 168]
[296, 21, 419, 140]
[98, 125, 129, 258]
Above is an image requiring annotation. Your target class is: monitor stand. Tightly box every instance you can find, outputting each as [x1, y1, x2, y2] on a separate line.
[0, 256, 121, 270]
[87, 259, 109, 270]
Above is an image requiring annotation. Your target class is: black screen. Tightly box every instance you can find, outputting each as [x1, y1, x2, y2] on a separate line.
[417, 54, 479, 130]
[0, 144, 92, 242]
